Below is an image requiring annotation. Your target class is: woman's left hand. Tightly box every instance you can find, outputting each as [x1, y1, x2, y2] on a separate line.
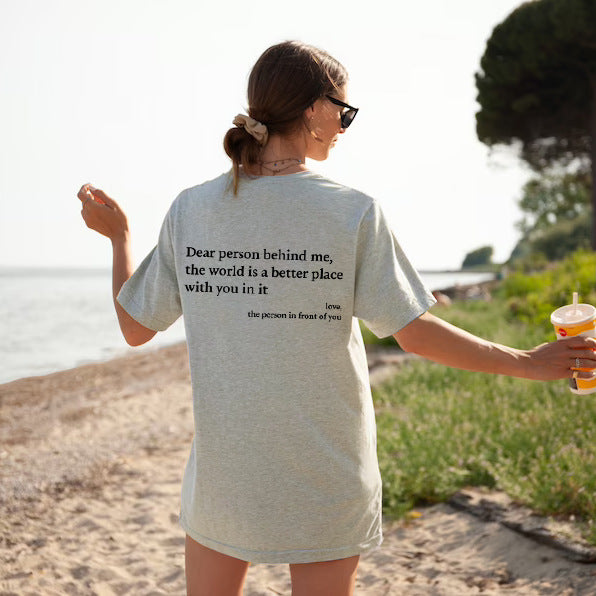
[525, 336, 596, 381]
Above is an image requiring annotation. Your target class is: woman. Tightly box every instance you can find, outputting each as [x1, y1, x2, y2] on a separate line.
[78, 41, 596, 596]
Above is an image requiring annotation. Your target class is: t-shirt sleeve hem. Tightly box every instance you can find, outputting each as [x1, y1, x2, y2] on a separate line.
[117, 286, 173, 332]
[363, 294, 436, 339]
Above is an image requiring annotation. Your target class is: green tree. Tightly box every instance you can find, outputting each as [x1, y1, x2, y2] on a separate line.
[510, 213, 592, 263]
[475, 0, 596, 248]
[517, 169, 592, 234]
[462, 246, 493, 269]
[510, 170, 592, 264]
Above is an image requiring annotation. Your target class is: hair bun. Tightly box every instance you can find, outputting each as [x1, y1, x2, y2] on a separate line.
[232, 114, 269, 146]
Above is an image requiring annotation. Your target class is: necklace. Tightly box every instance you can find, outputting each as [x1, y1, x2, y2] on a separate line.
[258, 158, 303, 175]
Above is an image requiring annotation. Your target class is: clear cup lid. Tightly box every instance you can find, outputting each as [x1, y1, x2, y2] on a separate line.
[551, 303, 596, 325]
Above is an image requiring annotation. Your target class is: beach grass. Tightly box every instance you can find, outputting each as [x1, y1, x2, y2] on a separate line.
[373, 299, 596, 546]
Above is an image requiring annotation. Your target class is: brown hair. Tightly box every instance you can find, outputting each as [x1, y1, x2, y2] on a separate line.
[223, 41, 348, 194]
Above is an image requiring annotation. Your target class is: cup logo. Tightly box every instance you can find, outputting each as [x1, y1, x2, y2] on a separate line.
[559, 328, 568, 337]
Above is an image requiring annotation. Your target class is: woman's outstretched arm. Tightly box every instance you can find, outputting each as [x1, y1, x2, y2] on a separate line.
[393, 311, 596, 381]
[77, 184, 156, 346]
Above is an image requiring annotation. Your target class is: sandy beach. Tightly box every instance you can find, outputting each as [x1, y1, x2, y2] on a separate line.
[2, 342, 596, 595]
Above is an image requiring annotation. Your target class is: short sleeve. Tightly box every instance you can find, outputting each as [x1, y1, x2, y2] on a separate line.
[117, 209, 182, 332]
[353, 201, 436, 338]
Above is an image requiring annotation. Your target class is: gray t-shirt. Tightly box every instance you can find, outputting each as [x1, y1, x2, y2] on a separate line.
[117, 170, 435, 564]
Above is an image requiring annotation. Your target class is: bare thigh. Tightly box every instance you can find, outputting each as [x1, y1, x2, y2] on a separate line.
[290, 555, 360, 596]
[185, 535, 250, 596]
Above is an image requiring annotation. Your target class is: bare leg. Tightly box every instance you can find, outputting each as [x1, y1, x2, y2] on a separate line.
[290, 555, 360, 596]
[185, 534, 250, 596]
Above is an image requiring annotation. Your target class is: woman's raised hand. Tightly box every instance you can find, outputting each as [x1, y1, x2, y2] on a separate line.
[77, 183, 154, 345]
[77, 183, 129, 242]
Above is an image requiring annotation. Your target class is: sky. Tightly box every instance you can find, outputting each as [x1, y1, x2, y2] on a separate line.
[0, 0, 532, 271]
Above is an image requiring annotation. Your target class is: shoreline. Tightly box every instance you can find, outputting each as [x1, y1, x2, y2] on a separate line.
[0, 339, 189, 392]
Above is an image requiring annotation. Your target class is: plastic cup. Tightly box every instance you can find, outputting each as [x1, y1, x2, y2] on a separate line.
[551, 301, 596, 394]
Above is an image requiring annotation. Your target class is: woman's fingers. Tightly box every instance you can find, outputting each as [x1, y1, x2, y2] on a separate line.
[564, 336, 596, 350]
[88, 186, 109, 206]
[564, 337, 596, 372]
[76, 183, 129, 239]
[570, 356, 596, 375]
[528, 336, 596, 381]
[565, 337, 596, 379]
[77, 183, 110, 206]
[77, 183, 93, 204]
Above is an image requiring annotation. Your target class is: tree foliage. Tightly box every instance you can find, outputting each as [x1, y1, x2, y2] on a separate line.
[517, 170, 592, 233]
[462, 246, 493, 269]
[511, 213, 592, 263]
[476, 0, 596, 249]
[475, 0, 596, 171]
[509, 170, 592, 264]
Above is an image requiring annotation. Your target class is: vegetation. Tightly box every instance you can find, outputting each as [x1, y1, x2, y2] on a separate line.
[462, 245, 493, 269]
[517, 171, 591, 234]
[510, 212, 592, 264]
[475, 0, 596, 248]
[374, 251, 596, 545]
[510, 170, 593, 263]
[499, 249, 596, 332]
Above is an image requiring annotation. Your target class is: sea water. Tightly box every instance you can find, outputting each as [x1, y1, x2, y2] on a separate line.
[0, 268, 186, 384]
[0, 268, 494, 384]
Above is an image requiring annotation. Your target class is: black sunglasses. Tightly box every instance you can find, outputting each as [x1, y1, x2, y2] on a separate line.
[325, 95, 359, 129]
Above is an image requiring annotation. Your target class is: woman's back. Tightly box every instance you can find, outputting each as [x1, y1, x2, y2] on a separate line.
[118, 168, 435, 563]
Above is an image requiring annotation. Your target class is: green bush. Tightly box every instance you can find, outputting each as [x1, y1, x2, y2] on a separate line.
[509, 212, 592, 268]
[375, 357, 596, 541]
[499, 250, 596, 333]
[531, 214, 592, 261]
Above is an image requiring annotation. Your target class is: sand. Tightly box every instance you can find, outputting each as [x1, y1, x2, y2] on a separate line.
[1, 342, 596, 595]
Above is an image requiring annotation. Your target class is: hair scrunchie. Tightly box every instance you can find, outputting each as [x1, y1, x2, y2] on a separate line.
[233, 114, 269, 146]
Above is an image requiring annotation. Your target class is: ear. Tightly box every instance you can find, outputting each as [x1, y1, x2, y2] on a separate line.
[304, 98, 326, 123]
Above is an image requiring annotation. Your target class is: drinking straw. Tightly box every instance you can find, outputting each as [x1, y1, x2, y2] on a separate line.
[572, 292, 581, 318]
